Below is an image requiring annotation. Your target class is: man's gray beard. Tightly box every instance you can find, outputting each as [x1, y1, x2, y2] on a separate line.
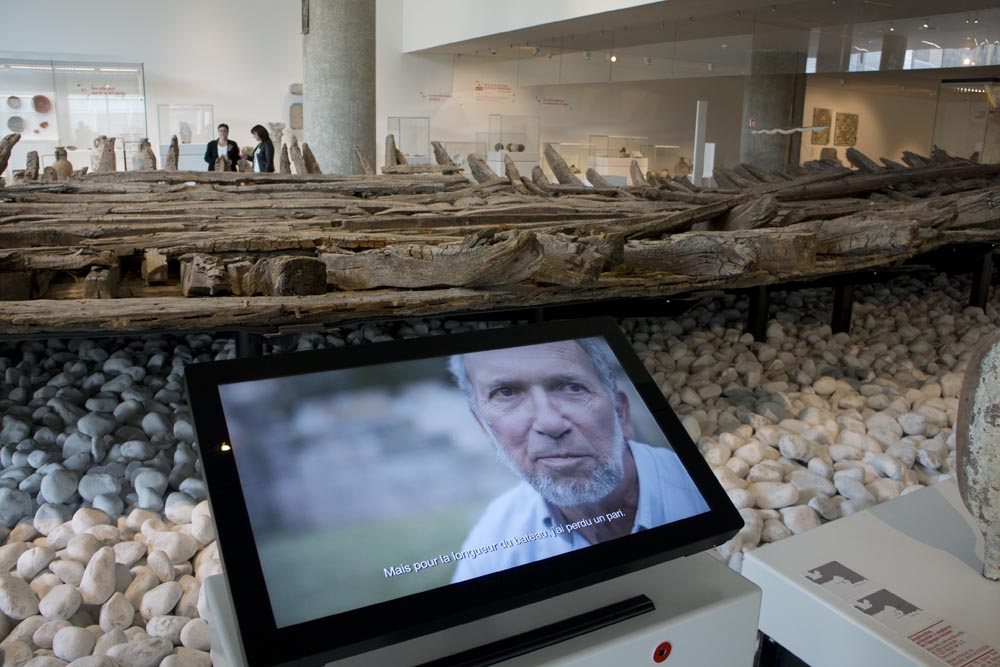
[485, 418, 627, 507]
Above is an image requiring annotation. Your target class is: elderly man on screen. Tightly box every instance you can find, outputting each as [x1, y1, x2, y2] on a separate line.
[448, 338, 708, 583]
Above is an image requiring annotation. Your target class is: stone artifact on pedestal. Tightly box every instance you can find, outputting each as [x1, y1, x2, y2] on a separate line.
[130, 138, 157, 171]
[24, 150, 39, 180]
[956, 329, 1000, 580]
[290, 103, 303, 131]
[289, 135, 306, 175]
[92, 136, 116, 173]
[674, 157, 692, 178]
[53, 146, 73, 180]
[165, 136, 179, 171]
[267, 122, 285, 154]
[214, 156, 231, 172]
[178, 122, 192, 144]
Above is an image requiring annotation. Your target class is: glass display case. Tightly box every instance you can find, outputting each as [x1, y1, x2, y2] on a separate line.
[0, 58, 147, 180]
[485, 114, 540, 175]
[387, 116, 431, 164]
[541, 142, 589, 184]
[651, 144, 683, 176]
[157, 104, 213, 146]
[931, 80, 1000, 163]
[157, 104, 213, 170]
[588, 135, 650, 186]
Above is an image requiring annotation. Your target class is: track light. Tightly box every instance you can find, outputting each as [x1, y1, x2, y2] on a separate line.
[531, 46, 541, 56]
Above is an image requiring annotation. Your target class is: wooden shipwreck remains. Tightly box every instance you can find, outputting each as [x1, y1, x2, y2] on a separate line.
[1, 137, 999, 335]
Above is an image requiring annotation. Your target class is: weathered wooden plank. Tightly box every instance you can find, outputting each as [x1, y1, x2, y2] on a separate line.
[385, 134, 400, 168]
[228, 256, 328, 296]
[467, 154, 499, 184]
[503, 154, 531, 196]
[431, 141, 456, 166]
[623, 160, 643, 187]
[320, 231, 542, 290]
[381, 164, 465, 175]
[279, 144, 291, 174]
[624, 230, 817, 276]
[83, 265, 120, 299]
[302, 143, 322, 174]
[181, 254, 231, 296]
[586, 168, 613, 189]
[0, 133, 20, 182]
[543, 143, 584, 186]
[624, 194, 753, 240]
[142, 249, 170, 285]
[353, 145, 374, 175]
[784, 217, 924, 255]
[163, 136, 180, 171]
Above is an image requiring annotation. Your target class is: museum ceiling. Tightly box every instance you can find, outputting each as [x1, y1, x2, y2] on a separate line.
[412, 0, 1000, 81]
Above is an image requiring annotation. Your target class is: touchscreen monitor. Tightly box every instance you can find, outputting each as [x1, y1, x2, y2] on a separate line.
[185, 317, 741, 666]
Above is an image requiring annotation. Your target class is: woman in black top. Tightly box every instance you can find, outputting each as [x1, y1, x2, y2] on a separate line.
[250, 124, 275, 173]
[204, 123, 240, 171]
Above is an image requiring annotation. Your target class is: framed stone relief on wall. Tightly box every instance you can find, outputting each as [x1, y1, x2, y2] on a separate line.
[834, 112, 859, 146]
[811, 107, 831, 145]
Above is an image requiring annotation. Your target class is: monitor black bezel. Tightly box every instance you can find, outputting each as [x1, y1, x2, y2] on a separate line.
[184, 317, 741, 667]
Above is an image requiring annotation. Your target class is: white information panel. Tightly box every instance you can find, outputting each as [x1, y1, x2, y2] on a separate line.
[743, 481, 1000, 667]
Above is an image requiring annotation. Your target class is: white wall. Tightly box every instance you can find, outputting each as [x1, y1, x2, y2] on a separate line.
[1, 0, 301, 174]
[798, 79, 938, 165]
[401, 0, 663, 53]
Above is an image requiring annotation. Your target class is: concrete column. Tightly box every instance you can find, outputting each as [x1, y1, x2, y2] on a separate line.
[303, 0, 376, 174]
[880, 33, 907, 71]
[739, 49, 807, 173]
[814, 25, 853, 74]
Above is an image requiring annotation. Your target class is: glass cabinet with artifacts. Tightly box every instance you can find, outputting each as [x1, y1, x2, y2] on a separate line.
[485, 114, 540, 175]
[588, 135, 650, 186]
[0, 58, 147, 180]
[157, 104, 213, 169]
[931, 80, 1000, 163]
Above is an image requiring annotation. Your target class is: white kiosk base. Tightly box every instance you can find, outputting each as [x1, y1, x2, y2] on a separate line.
[204, 552, 760, 667]
[743, 480, 1000, 667]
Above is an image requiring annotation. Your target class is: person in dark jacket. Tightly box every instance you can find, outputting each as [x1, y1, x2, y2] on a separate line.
[249, 124, 275, 173]
[204, 123, 240, 171]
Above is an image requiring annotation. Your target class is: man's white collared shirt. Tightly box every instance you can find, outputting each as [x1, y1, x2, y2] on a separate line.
[451, 441, 709, 583]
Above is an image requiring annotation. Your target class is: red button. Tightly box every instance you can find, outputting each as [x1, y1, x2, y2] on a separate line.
[653, 641, 672, 663]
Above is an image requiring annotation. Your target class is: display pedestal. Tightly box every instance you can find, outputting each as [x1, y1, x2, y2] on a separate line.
[204, 552, 760, 667]
[486, 151, 539, 178]
[592, 156, 648, 186]
[159, 143, 210, 171]
[743, 480, 1000, 667]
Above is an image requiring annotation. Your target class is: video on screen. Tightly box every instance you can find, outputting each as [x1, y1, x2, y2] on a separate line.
[218, 337, 710, 628]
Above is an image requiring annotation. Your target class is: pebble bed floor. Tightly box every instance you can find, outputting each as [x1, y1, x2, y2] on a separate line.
[0, 270, 994, 667]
